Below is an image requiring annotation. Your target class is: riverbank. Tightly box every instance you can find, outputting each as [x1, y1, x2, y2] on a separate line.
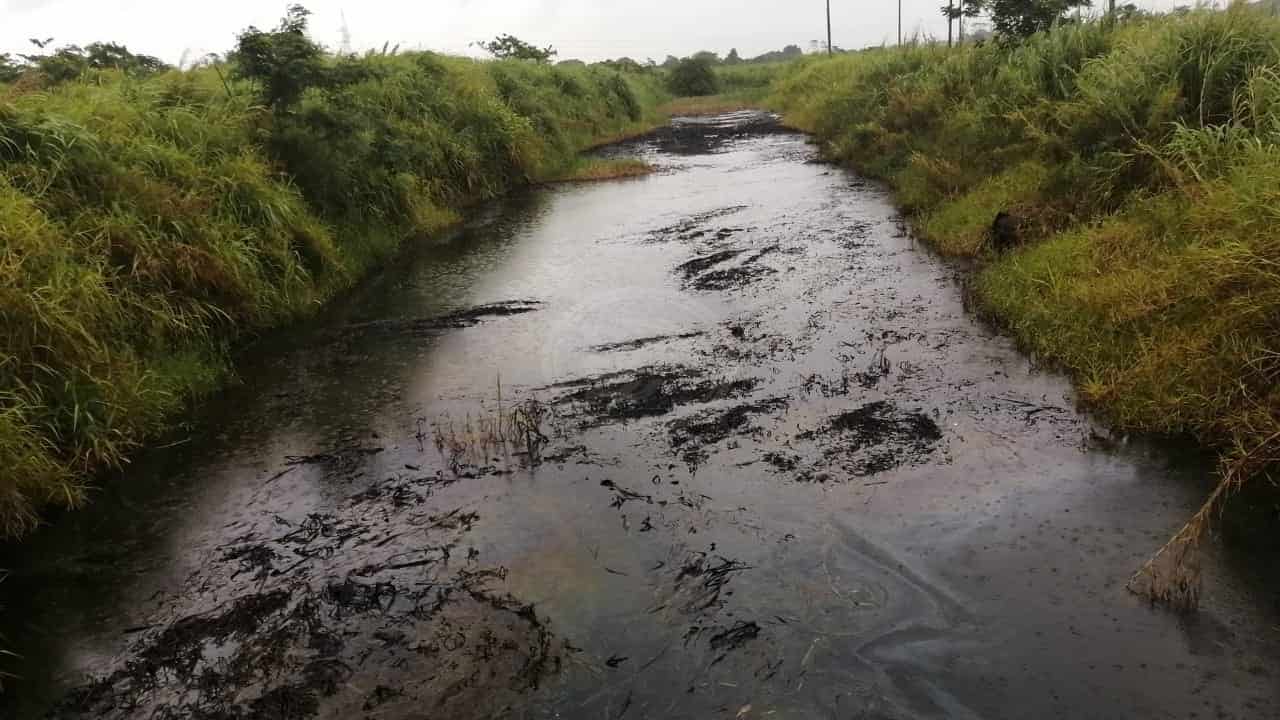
[771, 7, 1280, 606]
[0, 49, 666, 538]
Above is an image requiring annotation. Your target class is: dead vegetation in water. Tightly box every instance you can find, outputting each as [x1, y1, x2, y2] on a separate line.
[673, 552, 753, 614]
[1129, 437, 1280, 611]
[430, 385, 561, 473]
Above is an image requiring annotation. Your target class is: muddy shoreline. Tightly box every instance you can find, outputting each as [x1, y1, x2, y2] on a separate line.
[2, 112, 1277, 719]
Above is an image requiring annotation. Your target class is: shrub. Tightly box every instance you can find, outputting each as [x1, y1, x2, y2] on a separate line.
[667, 57, 719, 96]
[231, 4, 326, 110]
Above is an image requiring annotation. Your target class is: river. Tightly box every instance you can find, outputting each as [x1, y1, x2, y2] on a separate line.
[1, 112, 1277, 719]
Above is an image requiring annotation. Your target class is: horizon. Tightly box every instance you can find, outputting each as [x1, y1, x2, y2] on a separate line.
[2, 0, 1200, 68]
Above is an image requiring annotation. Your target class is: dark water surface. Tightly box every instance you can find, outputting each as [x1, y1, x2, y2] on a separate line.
[2, 113, 1277, 719]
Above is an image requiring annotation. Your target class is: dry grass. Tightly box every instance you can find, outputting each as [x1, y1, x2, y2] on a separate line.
[430, 396, 559, 472]
[1129, 431, 1279, 609]
[541, 157, 655, 184]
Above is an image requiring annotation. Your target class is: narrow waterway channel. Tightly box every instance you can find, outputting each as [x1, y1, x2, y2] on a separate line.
[2, 112, 1277, 719]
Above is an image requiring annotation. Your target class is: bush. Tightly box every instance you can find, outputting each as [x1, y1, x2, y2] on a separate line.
[231, 4, 326, 110]
[667, 57, 719, 96]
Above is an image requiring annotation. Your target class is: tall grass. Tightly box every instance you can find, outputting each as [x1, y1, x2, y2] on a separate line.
[773, 6, 1280, 609]
[714, 61, 797, 102]
[0, 53, 665, 538]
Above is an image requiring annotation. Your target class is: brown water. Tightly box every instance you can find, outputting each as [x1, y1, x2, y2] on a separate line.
[2, 113, 1277, 720]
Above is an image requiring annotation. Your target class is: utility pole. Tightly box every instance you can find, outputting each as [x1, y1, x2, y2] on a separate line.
[958, 0, 965, 44]
[898, 0, 902, 45]
[948, 0, 954, 47]
[826, 0, 833, 56]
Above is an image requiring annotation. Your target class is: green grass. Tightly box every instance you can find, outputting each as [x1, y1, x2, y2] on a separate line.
[771, 7, 1280, 607]
[714, 61, 798, 103]
[0, 53, 666, 538]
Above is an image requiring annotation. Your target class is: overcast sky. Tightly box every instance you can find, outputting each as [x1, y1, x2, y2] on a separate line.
[3, 0, 1199, 65]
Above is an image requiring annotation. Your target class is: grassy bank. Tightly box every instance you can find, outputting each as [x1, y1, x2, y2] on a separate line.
[0, 38, 665, 537]
[773, 8, 1280, 606]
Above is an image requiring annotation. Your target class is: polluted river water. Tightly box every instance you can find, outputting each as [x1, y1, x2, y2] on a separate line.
[1, 112, 1277, 719]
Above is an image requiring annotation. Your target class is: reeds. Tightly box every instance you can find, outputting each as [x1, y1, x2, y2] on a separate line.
[431, 398, 557, 473]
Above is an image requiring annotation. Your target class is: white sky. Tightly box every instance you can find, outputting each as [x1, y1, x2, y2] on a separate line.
[2, 0, 1200, 65]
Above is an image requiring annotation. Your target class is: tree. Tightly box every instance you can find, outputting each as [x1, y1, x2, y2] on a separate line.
[21, 42, 88, 83]
[940, 0, 983, 46]
[601, 56, 643, 72]
[725, 48, 742, 65]
[477, 34, 556, 62]
[0, 53, 22, 83]
[691, 50, 720, 65]
[5, 38, 169, 85]
[971, 0, 1092, 40]
[667, 56, 719, 96]
[662, 55, 680, 68]
[83, 42, 167, 74]
[748, 44, 805, 63]
[232, 4, 326, 110]
[1113, 3, 1148, 22]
